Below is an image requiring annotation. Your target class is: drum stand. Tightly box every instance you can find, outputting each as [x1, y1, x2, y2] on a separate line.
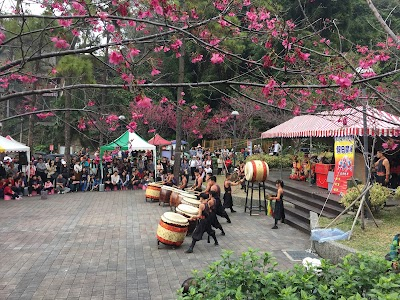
[244, 181, 267, 216]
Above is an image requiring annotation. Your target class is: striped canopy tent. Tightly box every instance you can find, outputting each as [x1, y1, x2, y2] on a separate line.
[261, 106, 400, 138]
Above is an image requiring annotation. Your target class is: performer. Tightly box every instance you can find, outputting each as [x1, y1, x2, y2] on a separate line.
[190, 169, 203, 192]
[185, 193, 219, 253]
[374, 150, 390, 186]
[268, 179, 285, 229]
[208, 175, 231, 224]
[178, 172, 188, 190]
[223, 173, 243, 213]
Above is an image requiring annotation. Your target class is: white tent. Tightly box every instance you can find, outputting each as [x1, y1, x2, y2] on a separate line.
[0, 135, 31, 176]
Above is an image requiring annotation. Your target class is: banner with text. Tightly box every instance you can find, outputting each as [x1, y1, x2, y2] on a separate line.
[332, 136, 355, 195]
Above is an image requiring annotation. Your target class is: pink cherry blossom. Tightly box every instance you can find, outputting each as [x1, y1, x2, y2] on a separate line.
[126, 121, 137, 133]
[210, 53, 224, 64]
[178, 99, 186, 105]
[292, 106, 301, 116]
[106, 24, 115, 33]
[151, 68, 161, 76]
[109, 51, 124, 65]
[98, 11, 108, 20]
[278, 98, 287, 109]
[254, 105, 261, 110]
[50, 37, 70, 49]
[58, 19, 73, 28]
[170, 39, 182, 50]
[192, 129, 199, 134]
[135, 95, 152, 108]
[77, 118, 86, 130]
[148, 129, 156, 133]
[191, 105, 198, 110]
[160, 97, 168, 103]
[191, 54, 203, 63]
[204, 105, 212, 113]
[128, 48, 140, 59]
[106, 114, 119, 124]
[87, 100, 95, 107]
[0, 31, 5, 45]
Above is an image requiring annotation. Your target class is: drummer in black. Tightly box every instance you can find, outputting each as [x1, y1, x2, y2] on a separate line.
[185, 193, 219, 253]
[374, 150, 390, 186]
[223, 173, 244, 213]
[268, 179, 285, 229]
[205, 175, 231, 224]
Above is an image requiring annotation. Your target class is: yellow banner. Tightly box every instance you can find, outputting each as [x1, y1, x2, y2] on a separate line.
[332, 137, 355, 195]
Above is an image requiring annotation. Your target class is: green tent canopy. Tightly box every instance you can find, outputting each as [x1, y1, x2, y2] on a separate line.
[100, 131, 156, 175]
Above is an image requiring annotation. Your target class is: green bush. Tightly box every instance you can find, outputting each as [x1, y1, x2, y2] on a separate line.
[340, 183, 391, 212]
[177, 249, 400, 299]
[245, 154, 292, 169]
[394, 186, 400, 201]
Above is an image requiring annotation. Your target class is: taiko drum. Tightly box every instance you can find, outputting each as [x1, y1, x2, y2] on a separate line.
[244, 160, 269, 182]
[156, 212, 189, 247]
[159, 186, 174, 205]
[176, 204, 199, 235]
[145, 183, 162, 201]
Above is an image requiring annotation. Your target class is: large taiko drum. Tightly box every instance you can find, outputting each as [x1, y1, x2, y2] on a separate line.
[181, 196, 200, 208]
[180, 191, 198, 199]
[146, 183, 162, 201]
[176, 204, 199, 235]
[170, 190, 182, 210]
[159, 186, 174, 206]
[156, 212, 189, 247]
[244, 160, 269, 182]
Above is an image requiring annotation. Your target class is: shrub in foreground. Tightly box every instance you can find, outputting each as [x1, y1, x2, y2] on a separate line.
[177, 248, 400, 299]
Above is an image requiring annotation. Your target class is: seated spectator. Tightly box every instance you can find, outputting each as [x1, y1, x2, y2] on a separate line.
[4, 182, 21, 200]
[120, 171, 130, 189]
[55, 174, 69, 194]
[130, 169, 141, 189]
[69, 175, 80, 192]
[80, 167, 89, 191]
[111, 171, 121, 190]
[14, 176, 25, 196]
[90, 177, 100, 191]
[43, 179, 54, 194]
[103, 173, 112, 191]
[28, 175, 42, 196]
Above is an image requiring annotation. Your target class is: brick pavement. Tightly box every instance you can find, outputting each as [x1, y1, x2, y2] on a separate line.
[0, 189, 310, 300]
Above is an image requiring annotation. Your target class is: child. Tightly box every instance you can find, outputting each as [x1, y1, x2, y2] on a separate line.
[4, 182, 21, 200]
[43, 179, 54, 194]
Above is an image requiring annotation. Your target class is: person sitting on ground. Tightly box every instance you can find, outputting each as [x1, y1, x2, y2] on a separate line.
[28, 175, 42, 196]
[385, 233, 400, 272]
[14, 176, 25, 196]
[55, 174, 69, 194]
[90, 176, 101, 191]
[4, 182, 21, 200]
[111, 170, 121, 190]
[43, 179, 54, 194]
[69, 175, 80, 192]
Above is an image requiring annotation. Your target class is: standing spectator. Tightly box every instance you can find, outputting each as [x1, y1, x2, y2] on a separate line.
[273, 141, 282, 156]
[217, 155, 224, 175]
[189, 156, 198, 180]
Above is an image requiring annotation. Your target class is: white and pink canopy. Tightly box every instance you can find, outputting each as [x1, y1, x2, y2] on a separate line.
[261, 106, 400, 138]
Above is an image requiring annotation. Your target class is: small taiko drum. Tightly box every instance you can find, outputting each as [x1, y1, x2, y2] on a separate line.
[159, 186, 174, 206]
[146, 183, 162, 202]
[181, 196, 200, 208]
[156, 212, 189, 247]
[170, 190, 182, 210]
[245, 160, 269, 182]
[176, 204, 199, 235]
[180, 191, 198, 199]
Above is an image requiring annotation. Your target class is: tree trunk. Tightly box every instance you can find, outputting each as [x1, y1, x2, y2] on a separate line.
[64, 77, 72, 163]
[173, 39, 185, 182]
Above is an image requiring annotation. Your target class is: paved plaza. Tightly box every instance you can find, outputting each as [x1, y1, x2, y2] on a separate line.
[0, 189, 310, 300]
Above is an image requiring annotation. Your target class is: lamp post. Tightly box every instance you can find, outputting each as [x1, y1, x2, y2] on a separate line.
[118, 115, 126, 136]
[231, 111, 239, 168]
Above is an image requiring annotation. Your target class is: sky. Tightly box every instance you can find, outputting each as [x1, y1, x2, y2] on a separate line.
[0, 0, 45, 14]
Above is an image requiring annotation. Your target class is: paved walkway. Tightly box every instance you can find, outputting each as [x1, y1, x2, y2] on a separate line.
[0, 189, 310, 300]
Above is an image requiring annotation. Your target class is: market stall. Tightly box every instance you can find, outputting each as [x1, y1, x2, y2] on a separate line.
[261, 106, 400, 193]
[0, 135, 31, 177]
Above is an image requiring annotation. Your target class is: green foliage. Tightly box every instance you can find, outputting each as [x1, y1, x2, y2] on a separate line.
[177, 249, 399, 299]
[245, 154, 292, 169]
[340, 184, 391, 212]
[57, 55, 95, 83]
[394, 187, 400, 201]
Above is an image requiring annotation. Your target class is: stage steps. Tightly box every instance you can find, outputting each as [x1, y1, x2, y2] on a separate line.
[264, 179, 344, 234]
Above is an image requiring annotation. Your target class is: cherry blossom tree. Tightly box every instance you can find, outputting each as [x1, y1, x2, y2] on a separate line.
[0, 0, 399, 161]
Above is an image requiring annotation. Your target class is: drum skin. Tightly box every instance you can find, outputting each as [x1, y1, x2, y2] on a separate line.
[176, 204, 199, 235]
[181, 197, 200, 208]
[244, 160, 269, 182]
[146, 184, 161, 201]
[156, 212, 188, 246]
[160, 186, 173, 204]
[170, 191, 182, 208]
